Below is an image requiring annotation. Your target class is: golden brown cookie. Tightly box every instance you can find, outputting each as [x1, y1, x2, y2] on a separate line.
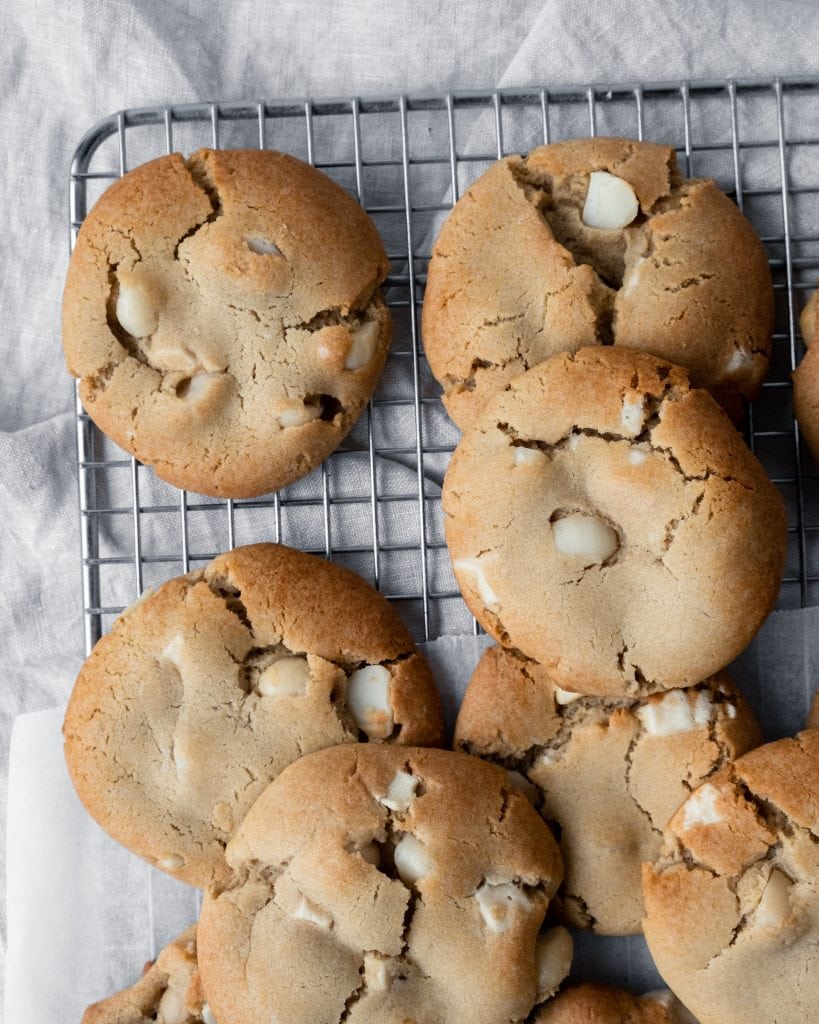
[454, 646, 762, 934]
[793, 286, 819, 461]
[63, 149, 390, 497]
[81, 927, 212, 1024]
[533, 984, 697, 1023]
[198, 744, 569, 1024]
[63, 543, 443, 888]
[423, 136, 773, 428]
[643, 730, 819, 1024]
[443, 347, 787, 696]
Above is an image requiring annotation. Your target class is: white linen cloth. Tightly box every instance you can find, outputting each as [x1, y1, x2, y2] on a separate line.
[2, 0, 819, 1016]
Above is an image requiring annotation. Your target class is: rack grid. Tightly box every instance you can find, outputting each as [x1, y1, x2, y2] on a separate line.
[70, 77, 819, 655]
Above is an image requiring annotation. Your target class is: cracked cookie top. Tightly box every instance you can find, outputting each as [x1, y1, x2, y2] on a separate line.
[62, 149, 390, 497]
[63, 543, 443, 888]
[81, 926, 214, 1024]
[454, 645, 762, 935]
[793, 286, 819, 462]
[642, 729, 819, 1024]
[423, 136, 773, 429]
[442, 346, 787, 696]
[533, 983, 698, 1023]
[197, 744, 567, 1024]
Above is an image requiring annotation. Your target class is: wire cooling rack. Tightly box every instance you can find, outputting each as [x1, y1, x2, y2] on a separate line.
[70, 77, 819, 654]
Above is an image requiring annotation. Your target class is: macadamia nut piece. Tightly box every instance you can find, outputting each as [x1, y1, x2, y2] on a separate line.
[346, 665, 395, 739]
[582, 171, 639, 230]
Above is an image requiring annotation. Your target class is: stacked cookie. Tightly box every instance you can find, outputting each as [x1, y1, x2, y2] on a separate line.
[68, 546, 571, 1024]
[429, 138, 817, 1023]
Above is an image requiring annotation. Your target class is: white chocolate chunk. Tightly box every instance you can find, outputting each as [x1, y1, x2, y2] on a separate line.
[158, 854, 185, 871]
[692, 691, 713, 726]
[637, 690, 699, 736]
[157, 985, 187, 1024]
[258, 656, 310, 698]
[161, 635, 185, 671]
[200, 1005, 218, 1024]
[755, 868, 793, 928]
[582, 171, 639, 230]
[513, 447, 545, 467]
[454, 556, 499, 607]
[345, 320, 380, 370]
[177, 372, 222, 402]
[393, 833, 430, 886]
[682, 783, 723, 830]
[363, 953, 391, 992]
[358, 841, 381, 867]
[644, 991, 699, 1024]
[149, 338, 201, 374]
[506, 770, 539, 804]
[294, 895, 333, 929]
[380, 770, 419, 812]
[551, 513, 619, 564]
[475, 880, 531, 933]
[276, 398, 322, 428]
[554, 686, 583, 706]
[116, 280, 158, 337]
[726, 702, 737, 719]
[621, 256, 645, 296]
[535, 926, 573, 999]
[346, 665, 395, 739]
[538, 751, 557, 767]
[629, 447, 648, 466]
[246, 236, 282, 255]
[620, 398, 645, 436]
[725, 348, 755, 373]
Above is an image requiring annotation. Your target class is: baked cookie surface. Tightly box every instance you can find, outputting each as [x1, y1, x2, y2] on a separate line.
[794, 286, 819, 461]
[643, 730, 819, 1024]
[63, 149, 390, 497]
[454, 646, 762, 934]
[81, 926, 213, 1024]
[443, 347, 787, 696]
[63, 543, 443, 888]
[423, 136, 773, 428]
[198, 744, 569, 1024]
[534, 984, 697, 1023]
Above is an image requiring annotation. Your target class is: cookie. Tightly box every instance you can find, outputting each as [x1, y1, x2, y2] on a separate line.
[63, 543, 443, 888]
[81, 927, 214, 1024]
[63, 149, 390, 497]
[793, 286, 819, 461]
[197, 744, 569, 1024]
[454, 646, 762, 934]
[443, 347, 787, 696]
[643, 730, 819, 1024]
[534, 984, 697, 1023]
[423, 136, 773, 429]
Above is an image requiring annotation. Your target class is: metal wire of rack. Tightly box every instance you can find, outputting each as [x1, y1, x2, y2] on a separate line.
[70, 77, 819, 655]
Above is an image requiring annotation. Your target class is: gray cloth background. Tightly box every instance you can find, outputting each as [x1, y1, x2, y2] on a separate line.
[2, 0, 819, 1014]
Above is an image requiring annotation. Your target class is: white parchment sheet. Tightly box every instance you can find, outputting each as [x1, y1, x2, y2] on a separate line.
[6, 615, 818, 1024]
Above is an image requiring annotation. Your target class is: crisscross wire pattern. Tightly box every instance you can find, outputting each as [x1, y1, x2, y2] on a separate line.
[70, 78, 819, 656]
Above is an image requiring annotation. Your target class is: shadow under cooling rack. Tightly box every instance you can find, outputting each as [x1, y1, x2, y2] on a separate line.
[70, 77, 819, 653]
